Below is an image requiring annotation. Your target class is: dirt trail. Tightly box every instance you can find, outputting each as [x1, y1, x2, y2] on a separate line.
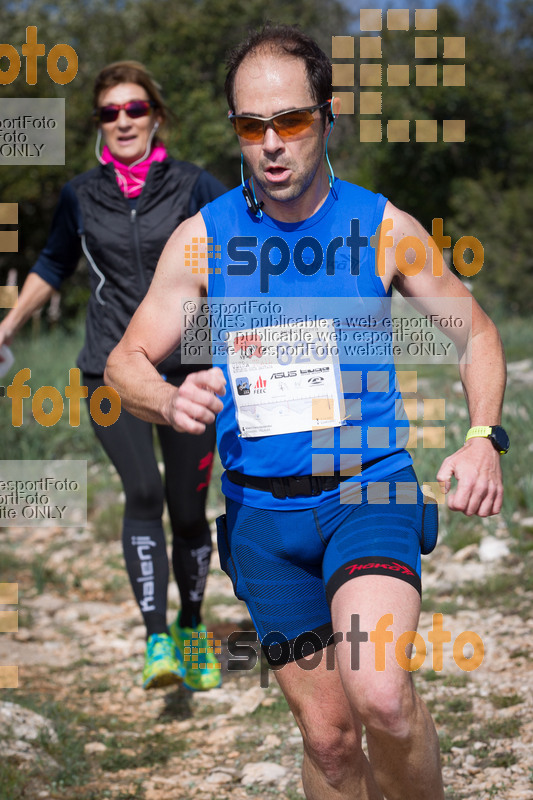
[1, 506, 532, 800]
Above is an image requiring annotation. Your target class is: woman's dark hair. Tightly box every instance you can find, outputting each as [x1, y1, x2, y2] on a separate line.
[92, 60, 168, 126]
[225, 24, 332, 119]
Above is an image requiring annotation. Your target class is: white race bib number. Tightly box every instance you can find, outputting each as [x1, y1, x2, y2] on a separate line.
[227, 320, 344, 438]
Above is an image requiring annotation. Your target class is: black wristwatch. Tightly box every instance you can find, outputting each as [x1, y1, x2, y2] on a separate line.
[465, 425, 510, 454]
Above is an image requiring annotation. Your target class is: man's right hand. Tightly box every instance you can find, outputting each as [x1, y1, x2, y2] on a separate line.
[164, 367, 226, 434]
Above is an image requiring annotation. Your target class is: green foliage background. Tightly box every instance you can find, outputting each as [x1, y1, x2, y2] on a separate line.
[0, 0, 532, 320]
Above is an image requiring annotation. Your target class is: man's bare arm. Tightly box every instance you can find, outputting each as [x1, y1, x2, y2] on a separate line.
[104, 213, 225, 433]
[379, 201, 506, 517]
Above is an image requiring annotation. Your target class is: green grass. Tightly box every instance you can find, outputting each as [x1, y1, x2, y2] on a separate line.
[421, 668, 443, 682]
[0, 320, 107, 463]
[439, 520, 483, 555]
[433, 599, 462, 615]
[0, 692, 93, 792]
[490, 692, 524, 709]
[486, 752, 518, 768]
[439, 734, 459, 754]
[98, 731, 188, 772]
[0, 549, 20, 581]
[443, 673, 469, 688]
[510, 648, 531, 660]
[495, 316, 533, 362]
[445, 696, 472, 713]
[251, 694, 291, 720]
[461, 569, 532, 607]
[30, 558, 68, 595]
[92, 501, 123, 543]
[0, 761, 30, 800]
[477, 717, 522, 739]
[285, 789, 306, 800]
[435, 710, 475, 735]
[0, 687, 194, 797]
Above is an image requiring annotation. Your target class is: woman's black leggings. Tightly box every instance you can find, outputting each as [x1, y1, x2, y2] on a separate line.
[84, 375, 216, 636]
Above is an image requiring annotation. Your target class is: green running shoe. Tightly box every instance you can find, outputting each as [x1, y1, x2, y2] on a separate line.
[142, 632, 185, 690]
[169, 617, 222, 692]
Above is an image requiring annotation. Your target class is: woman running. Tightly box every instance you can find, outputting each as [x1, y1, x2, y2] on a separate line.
[0, 61, 226, 691]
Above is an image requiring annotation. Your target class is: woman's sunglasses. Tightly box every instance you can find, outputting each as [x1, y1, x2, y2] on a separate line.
[94, 100, 155, 124]
[228, 101, 331, 141]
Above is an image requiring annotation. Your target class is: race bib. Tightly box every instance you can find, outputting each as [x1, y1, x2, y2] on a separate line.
[227, 320, 345, 438]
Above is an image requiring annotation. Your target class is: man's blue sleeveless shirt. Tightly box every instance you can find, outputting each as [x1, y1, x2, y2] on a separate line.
[202, 178, 412, 510]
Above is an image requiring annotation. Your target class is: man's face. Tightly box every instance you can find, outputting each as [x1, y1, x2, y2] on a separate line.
[233, 51, 328, 209]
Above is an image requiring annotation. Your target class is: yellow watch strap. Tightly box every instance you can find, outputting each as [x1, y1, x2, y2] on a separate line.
[465, 426, 492, 443]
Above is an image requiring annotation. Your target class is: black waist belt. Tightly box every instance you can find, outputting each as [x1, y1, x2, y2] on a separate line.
[226, 470, 344, 499]
[226, 455, 391, 500]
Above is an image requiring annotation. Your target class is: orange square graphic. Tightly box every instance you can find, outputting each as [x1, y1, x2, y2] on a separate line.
[360, 120, 382, 142]
[415, 37, 437, 58]
[423, 427, 446, 448]
[416, 120, 438, 142]
[0, 286, 18, 308]
[0, 609, 18, 633]
[443, 37, 465, 58]
[443, 120, 465, 142]
[312, 398, 334, 421]
[0, 666, 18, 688]
[332, 64, 354, 86]
[406, 426, 418, 449]
[443, 65, 465, 86]
[360, 9, 382, 31]
[0, 584, 18, 604]
[360, 92, 382, 115]
[422, 482, 446, 505]
[360, 64, 382, 87]
[0, 203, 18, 224]
[396, 371, 417, 393]
[416, 65, 437, 86]
[402, 398, 418, 421]
[387, 120, 410, 142]
[332, 36, 354, 58]
[335, 92, 355, 114]
[387, 65, 409, 86]
[0, 231, 18, 252]
[387, 9, 409, 30]
[360, 36, 382, 58]
[423, 398, 445, 420]
[415, 9, 438, 30]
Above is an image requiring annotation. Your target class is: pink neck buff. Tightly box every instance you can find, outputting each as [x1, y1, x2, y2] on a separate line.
[101, 143, 168, 198]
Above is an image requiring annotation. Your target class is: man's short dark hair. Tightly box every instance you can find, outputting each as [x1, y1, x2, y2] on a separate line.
[225, 24, 332, 117]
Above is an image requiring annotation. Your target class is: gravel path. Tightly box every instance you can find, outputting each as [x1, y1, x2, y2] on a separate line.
[1, 507, 532, 800]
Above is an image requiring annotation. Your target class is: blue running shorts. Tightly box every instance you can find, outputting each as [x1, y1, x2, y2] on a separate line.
[216, 465, 438, 665]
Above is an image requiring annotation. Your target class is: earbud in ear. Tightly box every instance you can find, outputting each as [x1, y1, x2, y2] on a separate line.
[329, 98, 335, 127]
[153, 120, 160, 132]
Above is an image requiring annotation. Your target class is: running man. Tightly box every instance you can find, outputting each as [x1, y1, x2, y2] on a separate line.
[105, 25, 507, 800]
